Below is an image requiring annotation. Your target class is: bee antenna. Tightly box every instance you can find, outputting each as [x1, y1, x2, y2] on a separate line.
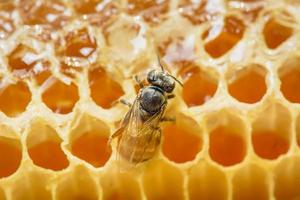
[157, 54, 165, 72]
[170, 74, 183, 87]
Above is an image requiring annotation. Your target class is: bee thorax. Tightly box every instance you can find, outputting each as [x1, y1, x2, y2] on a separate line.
[140, 86, 166, 115]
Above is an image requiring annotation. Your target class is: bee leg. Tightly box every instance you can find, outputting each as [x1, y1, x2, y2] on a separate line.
[160, 116, 176, 123]
[119, 99, 132, 107]
[167, 94, 175, 99]
[108, 127, 124, 146]
[134, 75, 144, 88]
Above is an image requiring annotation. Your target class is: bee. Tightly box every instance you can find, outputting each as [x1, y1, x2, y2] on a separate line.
[109, 59, 182, 165]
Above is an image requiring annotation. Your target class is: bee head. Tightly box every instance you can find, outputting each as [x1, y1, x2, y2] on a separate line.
[147, 69, 175, 93]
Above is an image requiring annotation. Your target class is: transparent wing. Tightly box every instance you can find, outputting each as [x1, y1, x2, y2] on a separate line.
[116, 98, 166, 165]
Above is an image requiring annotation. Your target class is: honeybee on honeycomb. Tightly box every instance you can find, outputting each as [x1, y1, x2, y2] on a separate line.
[0, 0, 299, 200]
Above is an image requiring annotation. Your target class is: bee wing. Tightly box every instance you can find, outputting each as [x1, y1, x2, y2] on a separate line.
[117, 99, 165, 165]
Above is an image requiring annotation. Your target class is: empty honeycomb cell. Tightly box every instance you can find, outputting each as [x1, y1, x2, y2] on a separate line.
[232, 164, 269, 200]
[11, 171, 52, 200]
[0, 136, 22, 178]
[279, 57, 300, 103]
[227, 64, 267, 103]
[143, 160, 185, 200]
[251, 103, 291, 160]
[18, 0, 70, 28]
[187, 161, 228, 200]
[274, 156, 300, 200]
[204, 16, 245, 58]
[207, 111, 247, 166]
[70, 115, 111, 167]
[64, 28, 97, 58]
[41, 78, 79, 114]
[101, 168, 142, 200]
[263, 18, 293, 49]
[26, 121, 69, 171]
[55, 166, 99, 200]
[89, 66, 124, 109]
[179, 64, 218, 107]
[103, 17, 144, 62]
[162, 114, 202, 163]
[0, 80, 31, 117]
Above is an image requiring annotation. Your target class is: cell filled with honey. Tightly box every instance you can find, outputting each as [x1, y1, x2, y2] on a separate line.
[279, 58, 300, 103]
[263, 18, 293, 49]
[41, 78, 79, 114]
[251, 103, 291, 160]
[69, 115, 111, 167]
[228, 64, 267, 103]
[89, 67, 124, 109]
[179, 64, 218, 107]
[204, 16, 245, 58]
[0, 81, 32, 117]
[162, 115, 202, 163]
[27, 122, 69, 171]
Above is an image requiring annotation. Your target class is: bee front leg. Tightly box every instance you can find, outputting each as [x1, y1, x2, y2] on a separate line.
[108, 127, 124, 146]
[119, 99, 132, 107]
[134, 75, 144, 88]
[167, 94, 175, 99]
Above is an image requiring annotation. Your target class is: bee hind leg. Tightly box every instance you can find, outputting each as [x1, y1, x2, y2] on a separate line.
[108, 127, 124, 146]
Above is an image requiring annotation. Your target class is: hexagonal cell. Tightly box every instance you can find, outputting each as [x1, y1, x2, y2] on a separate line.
[263, 18, 293, 49]
[26, 120, 69, 171]
[18, 0, 70, 28]
[0, 80, 31, 117]
[251, 102, 291, 160]
[72, 0, 119, 26]
[100, 168, 142, 200]
[227, 64, 267, 103]
[162, 114, 202, 163]
[55, 165, 99, 200]
[63, 28, 97, 58]
[187, 161, 228, 200]
[0, 125, 22, 178]
[126, 0, 169, 24]
[206, 110, 247, 167]
[10, 171, 52, 200]
[7, 44, 44, 78]
[89, 66, 124, 109]
[142, 160, 185, 200]
[69, 115, 111, 168]
[274, 156, 300, 200]
[41, 78, 79, 114]
[204, 16, 245, 58]
[279, 57, 300, 103]
[232, 164, 269, 200]
[179, 64, 218, 107]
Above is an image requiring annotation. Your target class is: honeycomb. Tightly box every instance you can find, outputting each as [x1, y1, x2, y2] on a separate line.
[0, 0, 300, 199]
